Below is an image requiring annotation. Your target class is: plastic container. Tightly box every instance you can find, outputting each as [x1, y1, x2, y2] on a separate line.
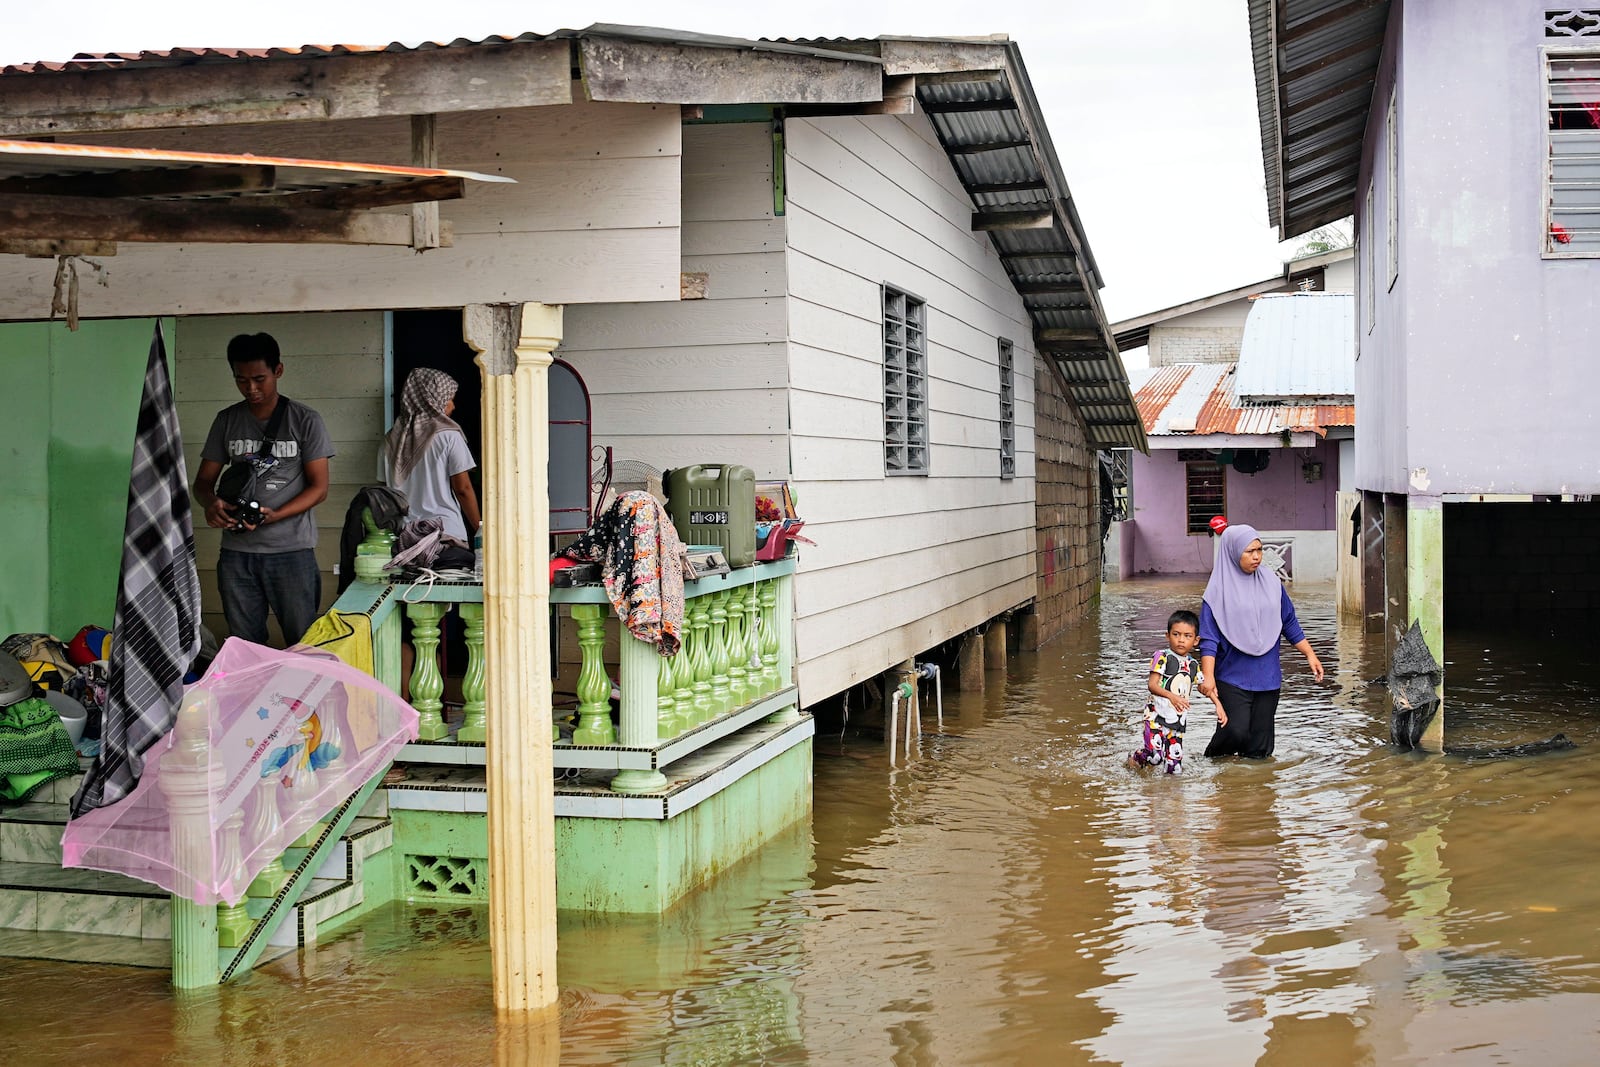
[665, 464, 756, 567]
[43, 689, 87, 746]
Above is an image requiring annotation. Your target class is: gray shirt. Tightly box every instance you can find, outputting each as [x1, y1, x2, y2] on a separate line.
[202, 398, 335, 553]
[383, 429, 476, 542]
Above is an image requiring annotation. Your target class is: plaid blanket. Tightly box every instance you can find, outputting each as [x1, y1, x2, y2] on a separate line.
[72, 324, 203, 817]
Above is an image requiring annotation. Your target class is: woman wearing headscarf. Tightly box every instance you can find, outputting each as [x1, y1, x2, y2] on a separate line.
[1197, 523, 1323, 759]
[383, 368, 480, 542]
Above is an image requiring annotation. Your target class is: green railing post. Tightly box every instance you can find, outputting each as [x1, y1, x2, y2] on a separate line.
[406, 601, 450, 741]
[245, 774, 289, 903]
[457, 602, 488, 743]
[671, 623, 697, 736]
[215, 809, 253, 948]
[759, 581, 781, 697]
[571, 603, 616, 746]
[611, 629, 667, 794]
[726, 586, 750, 711]
[708, 590, 732, 716]
[689, 596, 715, 726]
[160, 689, 223, 988]
[657, 648, 678, 740]
[767, 573, 800, 723]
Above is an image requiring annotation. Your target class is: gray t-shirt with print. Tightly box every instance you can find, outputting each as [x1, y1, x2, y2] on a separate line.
[202, 398, 335, 554]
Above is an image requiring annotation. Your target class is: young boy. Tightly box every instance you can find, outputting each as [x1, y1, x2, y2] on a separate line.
[1127, 610, 1227, 774]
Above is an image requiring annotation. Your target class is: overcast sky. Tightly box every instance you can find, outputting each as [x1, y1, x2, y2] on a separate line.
[2, 0, 1307, 327]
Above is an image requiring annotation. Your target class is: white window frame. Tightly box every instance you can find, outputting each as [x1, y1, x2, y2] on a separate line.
[997, 337, 1015, 480]
[1386, 90, 1399, 289]
[883, 285, 929, 475]
[1544, 44, 1600, 257]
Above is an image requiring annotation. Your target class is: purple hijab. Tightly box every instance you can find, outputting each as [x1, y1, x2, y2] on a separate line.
[1203, 524, 1283, 656]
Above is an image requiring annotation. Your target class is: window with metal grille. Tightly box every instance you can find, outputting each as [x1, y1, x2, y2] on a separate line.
[997, 337, 1015, 479]
[1546, 48, 1600, 252]
[1185, 462, 1226, 535]
[1548, 9, 1600, 36]
[883, 285, 928, 474]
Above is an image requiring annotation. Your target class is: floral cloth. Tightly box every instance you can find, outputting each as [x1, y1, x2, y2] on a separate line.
[561, 492, 685, 656]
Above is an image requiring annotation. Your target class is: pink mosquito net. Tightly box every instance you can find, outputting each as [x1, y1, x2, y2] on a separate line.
[61, 637, 418, 906]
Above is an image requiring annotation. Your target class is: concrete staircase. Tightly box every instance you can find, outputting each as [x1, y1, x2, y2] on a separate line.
[0, 770, 394, 970]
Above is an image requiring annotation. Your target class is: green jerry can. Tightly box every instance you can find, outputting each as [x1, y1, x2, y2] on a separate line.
[665, 464, 756, 567]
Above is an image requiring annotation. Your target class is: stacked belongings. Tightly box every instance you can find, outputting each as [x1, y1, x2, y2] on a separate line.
[0, 648, 79, 802]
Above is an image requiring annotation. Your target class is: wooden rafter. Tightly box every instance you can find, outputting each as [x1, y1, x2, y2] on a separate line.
[0, 163, 278, 199]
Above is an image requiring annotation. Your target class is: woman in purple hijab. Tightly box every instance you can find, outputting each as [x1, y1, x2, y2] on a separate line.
[1197, 523, 1324, 758]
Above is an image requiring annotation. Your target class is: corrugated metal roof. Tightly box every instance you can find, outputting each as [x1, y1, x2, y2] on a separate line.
[1132, 362, 1355, 438]
[0, 24, 878, 76]
[0, 24, 1144, 450]
[1235, 292, 1354, 401]
[0, 138, 510, 193]
[1248, 0, 1392, 239]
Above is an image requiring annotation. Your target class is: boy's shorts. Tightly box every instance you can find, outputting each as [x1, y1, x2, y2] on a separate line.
[1130, 717, 1184, 774]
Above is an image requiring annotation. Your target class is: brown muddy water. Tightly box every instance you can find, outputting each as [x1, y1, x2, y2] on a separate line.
[6, 578, 1600, 1065]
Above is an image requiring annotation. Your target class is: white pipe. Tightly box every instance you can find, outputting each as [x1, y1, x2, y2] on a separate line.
[888, 688, 901, 767]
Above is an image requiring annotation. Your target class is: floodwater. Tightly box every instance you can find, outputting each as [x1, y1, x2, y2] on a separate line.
[7, 578, 1600, 1065]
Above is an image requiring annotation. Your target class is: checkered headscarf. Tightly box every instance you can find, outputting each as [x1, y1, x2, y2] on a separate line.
[384, 368, 462, 484]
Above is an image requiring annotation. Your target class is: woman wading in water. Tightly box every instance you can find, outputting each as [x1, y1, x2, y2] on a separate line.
[1198, 523, 1323, 759]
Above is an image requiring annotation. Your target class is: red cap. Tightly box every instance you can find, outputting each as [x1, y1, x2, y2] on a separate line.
[1208, 515, 1229, 535]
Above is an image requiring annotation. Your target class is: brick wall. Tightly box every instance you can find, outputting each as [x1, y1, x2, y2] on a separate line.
[1444, 501, 1600, 629]
[1149, 325, 1243, 367]
[1027, 354, 1101, 647]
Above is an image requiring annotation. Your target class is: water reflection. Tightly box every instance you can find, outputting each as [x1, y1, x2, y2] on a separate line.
[8, 578, 1600, 1064]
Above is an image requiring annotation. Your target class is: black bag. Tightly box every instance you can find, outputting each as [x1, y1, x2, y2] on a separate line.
[216, 399, 290, 503]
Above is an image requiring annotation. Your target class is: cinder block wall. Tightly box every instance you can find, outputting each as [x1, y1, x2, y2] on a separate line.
[1028, 355, 1100, 647]
[1149, 326, 1243, 367]
[1444, 501, 1600, 628]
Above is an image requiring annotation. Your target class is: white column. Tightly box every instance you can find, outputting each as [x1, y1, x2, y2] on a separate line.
[466, 302, 560, 1014]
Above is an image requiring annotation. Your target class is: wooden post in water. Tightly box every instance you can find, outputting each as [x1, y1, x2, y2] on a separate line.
[1406, 496, 1445, 753]
[466, 302, 560, 1014]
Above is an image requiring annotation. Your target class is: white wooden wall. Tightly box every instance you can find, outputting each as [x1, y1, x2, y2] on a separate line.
[561, 122, 790, 478]
[0, 98, 681, 319]
[784, 114, 1038, 702]
[174, 312, 385, 641]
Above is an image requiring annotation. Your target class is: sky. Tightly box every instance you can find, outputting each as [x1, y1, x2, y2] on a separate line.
[2, 0, 1311, 329]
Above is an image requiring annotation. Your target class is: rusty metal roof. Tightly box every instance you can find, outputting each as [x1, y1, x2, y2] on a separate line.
[0, 138, 510, 193]
[1131, 362, 1355, 439]
[1248, 0, 1392, 240]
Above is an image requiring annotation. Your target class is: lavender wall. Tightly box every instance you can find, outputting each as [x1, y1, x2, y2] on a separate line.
[1128, 441, 1341, 574]
[1360, 0, 1600, 495]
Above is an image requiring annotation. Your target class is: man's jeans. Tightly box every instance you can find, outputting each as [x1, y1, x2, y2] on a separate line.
[218, 548, 322, 646]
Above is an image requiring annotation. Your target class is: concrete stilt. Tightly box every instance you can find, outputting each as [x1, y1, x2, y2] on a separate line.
[957, 632, 985, 692]
[984, 620, 1008, 671]
[466, 302, 561, 1014]
[1406, 496, 1445, 753]
[1018, 610, 1042, 651]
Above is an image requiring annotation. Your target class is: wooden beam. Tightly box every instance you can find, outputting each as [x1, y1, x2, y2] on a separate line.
[966, 179, 1049, 195]
[579, 38, 881, 105]
[0, 42, 572, 137]
[1281, 0, 1386, 44]
[1038, 327, 1104, 344]
[945, 139, 1032, 155]
[0, 190, 448, 246]
[1283, 33, 1385, 79]
[0, 163, 277, 199]
[784, 96, 917, 118]
[921, 99, 1019, 115]
[972, 208, 1054, 231]
[907, 68, 1006, 87]
[1013, 281, 1085, 296]
[266, 175, 466, 212]
[1283, 70, 1378, 120]
[0, 237, 116, 256]
[410, 114, 440, 251]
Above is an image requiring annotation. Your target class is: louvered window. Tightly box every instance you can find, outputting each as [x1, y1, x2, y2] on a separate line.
[1185, 462, 1226, 536]
[883, 286, 928, 474]
[997, 338, 1015, 479]
[1546, 49, 1600, 252]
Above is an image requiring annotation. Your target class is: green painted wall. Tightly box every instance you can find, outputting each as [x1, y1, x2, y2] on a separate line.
[0, 324, 51, 638]
[0, 318, 167, 639]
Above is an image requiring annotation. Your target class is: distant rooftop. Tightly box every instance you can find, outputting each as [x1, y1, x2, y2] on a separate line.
[1235, 291, 1355, 402]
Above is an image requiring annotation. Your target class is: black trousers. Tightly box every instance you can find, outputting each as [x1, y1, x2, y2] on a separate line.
[1205, 681, 1281, 759]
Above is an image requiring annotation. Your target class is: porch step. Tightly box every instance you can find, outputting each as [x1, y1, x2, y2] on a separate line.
[0, 772, 396, 966]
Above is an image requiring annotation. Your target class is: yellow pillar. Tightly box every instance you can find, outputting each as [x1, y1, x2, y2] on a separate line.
[466, 302, 561, 1014]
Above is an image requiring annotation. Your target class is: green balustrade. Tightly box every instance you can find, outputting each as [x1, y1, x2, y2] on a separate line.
[571, 604, 617, 746]
[406, 601, 449, 742]
[689, 597, 715, 726]
[708, 590, 732, 716]
[726, 585, 751, 710]
[657, 649, 678, 739]
[759, 581, 781, 697]
[671, 627, 697, 736]
[456, 602, 488, 743]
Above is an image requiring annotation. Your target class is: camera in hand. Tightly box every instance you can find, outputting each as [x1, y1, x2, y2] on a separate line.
[232, 498, 263, 529]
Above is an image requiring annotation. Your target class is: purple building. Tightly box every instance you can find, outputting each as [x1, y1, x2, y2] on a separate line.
[1248, 0, 1600, 748]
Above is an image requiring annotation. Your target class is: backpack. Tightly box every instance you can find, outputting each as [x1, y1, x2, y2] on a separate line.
[216, 399, 290, 503]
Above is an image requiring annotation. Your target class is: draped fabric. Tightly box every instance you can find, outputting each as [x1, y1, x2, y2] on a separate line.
[383, 368, 462, 485]
[72, 323, 203, 817]
[561, 492, 685, 656]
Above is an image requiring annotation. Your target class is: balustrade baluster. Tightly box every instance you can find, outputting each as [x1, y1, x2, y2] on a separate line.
[671, 620, 697, 735]
[406, 602, 449, 741]
[689, 597, 715, 726]
[759, 581, 781, 697]
[570, 604, 616, 746]
[741, 582, 762, 698]
[708, 590, 732, 716]
[657, 649, 678, 739]
[456, 603, 489, 743]
[726, 585, 750, 710]
[216, 808, 252, 947]
[245, 774, 288, 905]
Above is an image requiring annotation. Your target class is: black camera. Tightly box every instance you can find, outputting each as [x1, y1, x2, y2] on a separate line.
[232, 498, 263, 529]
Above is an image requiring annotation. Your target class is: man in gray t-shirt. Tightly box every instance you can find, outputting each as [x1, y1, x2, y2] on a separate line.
[194, 333, 335, 646]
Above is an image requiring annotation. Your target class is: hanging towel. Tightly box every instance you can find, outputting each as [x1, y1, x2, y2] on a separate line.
[72, 323, 203, 817]
[560, 491, 685, 656]
[299, 609, 376, 676]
